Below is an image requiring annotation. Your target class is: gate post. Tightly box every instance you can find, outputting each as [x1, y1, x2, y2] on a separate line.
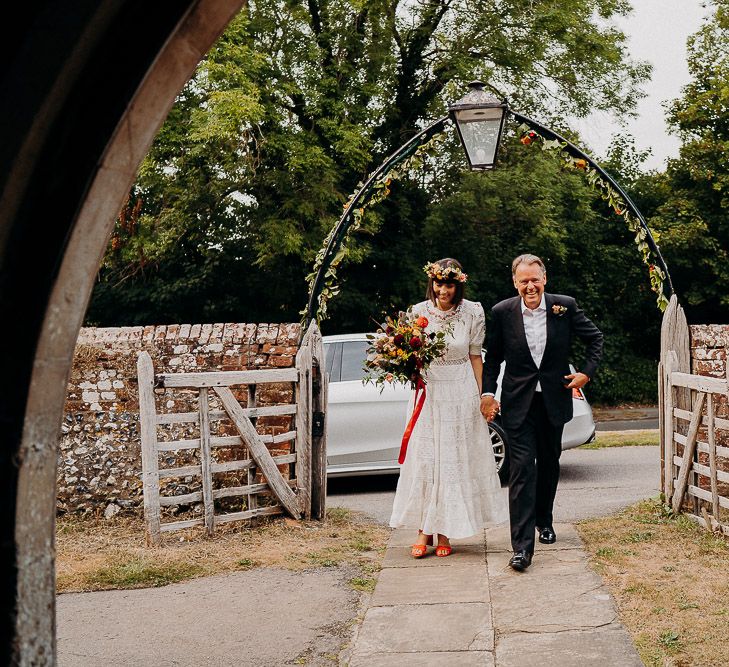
[295, 327, 314, 519]
[137, 352, 161, 545]
[310, 329, 328, 521]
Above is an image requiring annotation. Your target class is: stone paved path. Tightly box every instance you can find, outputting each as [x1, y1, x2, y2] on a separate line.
[346, 523, 642, 666]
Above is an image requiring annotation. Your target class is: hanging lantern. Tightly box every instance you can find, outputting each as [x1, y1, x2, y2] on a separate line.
[449, 81, 508, 170]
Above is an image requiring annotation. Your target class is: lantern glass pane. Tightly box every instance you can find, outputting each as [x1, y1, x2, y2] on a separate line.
[455, 107, 503, 168]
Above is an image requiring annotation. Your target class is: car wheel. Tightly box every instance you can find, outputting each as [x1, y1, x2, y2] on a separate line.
[488, 421, 509, 485]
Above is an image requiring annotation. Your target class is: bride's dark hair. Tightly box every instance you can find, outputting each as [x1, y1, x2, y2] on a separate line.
[426, 258, 465, 307]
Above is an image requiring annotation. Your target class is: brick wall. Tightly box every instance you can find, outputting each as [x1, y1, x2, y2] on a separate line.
[690, 324, 729, 434]
[690, 324, 729, 430]
[60, 322, 300, 515]
[689, 325, 729, 500]
[690, 325, 728, 379]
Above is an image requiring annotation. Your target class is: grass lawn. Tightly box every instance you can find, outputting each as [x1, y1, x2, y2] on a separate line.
[580, 429, 659, 449]
[578, 498, 729, 667]
[56, 506, 389, 594]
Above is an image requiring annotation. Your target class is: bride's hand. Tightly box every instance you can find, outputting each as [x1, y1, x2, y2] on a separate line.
[480, 395, 498, 422]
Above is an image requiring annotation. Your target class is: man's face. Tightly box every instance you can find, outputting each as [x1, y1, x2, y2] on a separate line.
[513, 262, 546, 310]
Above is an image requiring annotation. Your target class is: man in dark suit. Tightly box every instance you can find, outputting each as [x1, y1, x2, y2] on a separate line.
[481, 254, 603, 571]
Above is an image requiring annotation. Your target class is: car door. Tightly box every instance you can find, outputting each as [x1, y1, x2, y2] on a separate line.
[325, 338, 409, 470]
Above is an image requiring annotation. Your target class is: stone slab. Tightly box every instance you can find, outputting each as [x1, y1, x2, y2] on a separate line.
[485, 522, 582, 553]
[487, 545, 587, 579]
[496, 628, 642, 667]
[488, 552, 617, 633]
[350, 651, 494, 667]
[383, 543, 486, 568]
[371, 565, 489, 606]
[352, 603, 494, 656]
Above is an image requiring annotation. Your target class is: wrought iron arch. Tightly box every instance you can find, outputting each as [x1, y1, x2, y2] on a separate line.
[303, 111, 673, 329]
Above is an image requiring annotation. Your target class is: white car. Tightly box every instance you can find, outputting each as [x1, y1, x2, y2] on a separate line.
[324, 333, 596, 479]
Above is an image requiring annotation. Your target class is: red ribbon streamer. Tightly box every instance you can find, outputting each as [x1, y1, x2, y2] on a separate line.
[398, 376, 427, 464]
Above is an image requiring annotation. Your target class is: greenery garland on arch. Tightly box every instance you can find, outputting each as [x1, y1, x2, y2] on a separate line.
[303, 117, 671, 327]
[516, 124, 670, 311]
[303, 130, 449, 324]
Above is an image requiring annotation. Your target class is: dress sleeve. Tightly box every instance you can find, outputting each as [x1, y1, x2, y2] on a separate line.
[469, 301, 486, 355]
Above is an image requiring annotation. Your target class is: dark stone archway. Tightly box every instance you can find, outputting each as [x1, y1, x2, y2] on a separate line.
[0, 2, 244, 662]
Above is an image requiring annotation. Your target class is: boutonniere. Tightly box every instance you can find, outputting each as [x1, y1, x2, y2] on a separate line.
[552, 304, 568, 317]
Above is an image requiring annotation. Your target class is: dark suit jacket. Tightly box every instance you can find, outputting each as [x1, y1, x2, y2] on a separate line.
[482, 293, 603, 430]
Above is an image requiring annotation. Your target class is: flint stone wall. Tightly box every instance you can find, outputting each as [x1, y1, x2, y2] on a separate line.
[60, 322, 301, 515]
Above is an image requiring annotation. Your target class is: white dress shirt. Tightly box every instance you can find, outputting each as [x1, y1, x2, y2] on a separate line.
[521, 295, 547, 391]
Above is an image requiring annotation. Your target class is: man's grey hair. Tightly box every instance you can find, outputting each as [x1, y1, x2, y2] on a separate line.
[511, 254, 546, 276]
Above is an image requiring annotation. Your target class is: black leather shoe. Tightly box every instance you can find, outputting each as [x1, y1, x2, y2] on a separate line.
[508, 550, 532, 571]
[538, 526, 556, 544]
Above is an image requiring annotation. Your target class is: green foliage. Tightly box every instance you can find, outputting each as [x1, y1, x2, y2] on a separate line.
[580, 431, 659, 450]
[636, 0, 729, 324]
[83, 558, 204, 589]
[307, 131, 449, 323]
[657, 630, 681, 651]
[349, 576, 377, 592]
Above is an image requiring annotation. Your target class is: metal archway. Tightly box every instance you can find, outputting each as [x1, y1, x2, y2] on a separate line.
[303, 110, 673, 327]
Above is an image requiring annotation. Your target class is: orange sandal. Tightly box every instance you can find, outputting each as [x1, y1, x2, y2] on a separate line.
[411, 543, 429, 558]
[435, 544, 452, 557]
[411, 533, 434, 558]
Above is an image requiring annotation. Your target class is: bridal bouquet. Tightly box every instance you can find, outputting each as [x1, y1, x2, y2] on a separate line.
[363, 310, 451, 390]
[364, 310, 451, 463]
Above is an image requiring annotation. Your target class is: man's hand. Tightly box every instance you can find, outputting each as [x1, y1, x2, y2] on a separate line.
[480, 395, 499, 422]
[564, 372, 590, 390]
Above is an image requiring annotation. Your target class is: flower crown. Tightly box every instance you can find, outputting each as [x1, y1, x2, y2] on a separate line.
[423, 262, 468, 283]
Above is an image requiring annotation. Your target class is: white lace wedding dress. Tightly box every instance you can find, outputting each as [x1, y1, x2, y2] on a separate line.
[389, 298, 508, 538]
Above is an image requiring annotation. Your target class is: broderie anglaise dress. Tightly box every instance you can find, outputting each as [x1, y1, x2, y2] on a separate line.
[389, 299, 507, 538]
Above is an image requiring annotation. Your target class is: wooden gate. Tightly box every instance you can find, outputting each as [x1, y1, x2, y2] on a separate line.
[137, 322, 327, 544]
[660, 296, 729, 536]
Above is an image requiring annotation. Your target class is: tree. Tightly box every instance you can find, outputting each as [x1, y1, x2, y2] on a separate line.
[638, 0, 729, 323]
[88, 0, 649, 329]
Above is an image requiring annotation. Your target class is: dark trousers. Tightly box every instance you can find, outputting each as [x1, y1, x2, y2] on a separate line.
[505, 392, 565, 554]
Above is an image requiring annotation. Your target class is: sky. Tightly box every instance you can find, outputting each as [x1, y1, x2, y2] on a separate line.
[571, 0, 710, 172]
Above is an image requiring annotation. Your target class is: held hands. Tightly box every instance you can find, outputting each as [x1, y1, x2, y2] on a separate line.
[564, 372, 590, 390]
[480, 395, 499, 422]
[480, 374, 589, 421]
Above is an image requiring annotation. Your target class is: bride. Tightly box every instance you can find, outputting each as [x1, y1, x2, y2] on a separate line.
[389, 258, 507, 557]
